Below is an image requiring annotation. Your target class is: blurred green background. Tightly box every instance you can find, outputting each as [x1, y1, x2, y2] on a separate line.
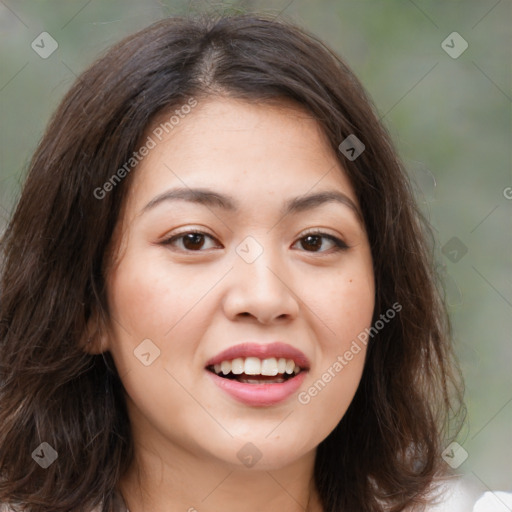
[1, 0, 510, 494]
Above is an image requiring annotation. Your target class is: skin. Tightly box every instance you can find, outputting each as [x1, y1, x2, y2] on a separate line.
[88, 97, 375, 512]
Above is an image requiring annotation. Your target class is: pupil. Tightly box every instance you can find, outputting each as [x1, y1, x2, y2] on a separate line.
[302, 235, 321, 251]
[184, 233, 204, 250]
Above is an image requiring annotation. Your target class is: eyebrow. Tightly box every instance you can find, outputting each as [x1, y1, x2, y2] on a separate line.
[142, 187, 361, 220]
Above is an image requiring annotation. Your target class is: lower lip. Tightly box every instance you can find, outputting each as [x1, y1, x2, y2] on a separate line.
[206, 370, 307, 406]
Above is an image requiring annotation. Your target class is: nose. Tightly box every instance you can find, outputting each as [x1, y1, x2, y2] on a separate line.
[222, 242, 300, 325]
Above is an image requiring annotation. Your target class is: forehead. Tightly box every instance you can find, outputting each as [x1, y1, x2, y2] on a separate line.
[126, 97, 358, 213]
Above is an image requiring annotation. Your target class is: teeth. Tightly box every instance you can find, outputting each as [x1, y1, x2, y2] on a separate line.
[244, 357, 261, 375]
[231, 358, 244, 375]
[211, 357, 302, 377]
[221, 360, 231, 375]
[261, 357, 278, 376]
[285, 359, 295, 375]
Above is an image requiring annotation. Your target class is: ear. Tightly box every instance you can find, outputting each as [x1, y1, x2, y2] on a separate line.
[80, 308, 110, 355]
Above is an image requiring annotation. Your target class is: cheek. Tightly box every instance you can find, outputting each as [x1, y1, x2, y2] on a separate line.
[300, 353, 366, 447]
[333, 275, 374, 343]
[105, 249, 228, 379]
[105, 253, 209, 413]
[107, 251, 203, 337]
[103, 252, 183, 382]
[307, 259, 375, 348]
[295, 257, 373, 436]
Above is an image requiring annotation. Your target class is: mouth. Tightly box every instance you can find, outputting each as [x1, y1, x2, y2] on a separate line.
[204, 342, 310, 406]
[206, 356, 304, 384]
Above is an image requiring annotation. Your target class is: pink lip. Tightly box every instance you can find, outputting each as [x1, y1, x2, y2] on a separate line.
[206, 369, 307, 407]
[204, 342, 310, 407]
[205, 342, 310, 369]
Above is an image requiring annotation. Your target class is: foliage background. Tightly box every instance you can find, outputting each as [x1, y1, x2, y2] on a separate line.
[1, 0, 511, 494]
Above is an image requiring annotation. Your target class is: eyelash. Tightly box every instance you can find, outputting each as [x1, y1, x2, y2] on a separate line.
[161, 228, 349, 254]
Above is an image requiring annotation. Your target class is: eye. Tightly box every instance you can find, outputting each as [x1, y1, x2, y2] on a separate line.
[292, 230, 349, 253]
[161, 230, 221, 251]
[161, 229, 349, 253]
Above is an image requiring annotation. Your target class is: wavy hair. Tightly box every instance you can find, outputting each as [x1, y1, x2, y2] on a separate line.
[0, 13, 464, 512]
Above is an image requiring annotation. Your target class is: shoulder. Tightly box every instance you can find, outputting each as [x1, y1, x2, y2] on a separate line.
[0, 504, 105, 512]
[473, 491, 512, 511]
[0, 491, 123, 512]
[0, 504, 19, 512]
[420, 476, 512, 512]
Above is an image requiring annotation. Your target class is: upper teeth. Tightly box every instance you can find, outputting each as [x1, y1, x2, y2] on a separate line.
[213, 357, 301, 376]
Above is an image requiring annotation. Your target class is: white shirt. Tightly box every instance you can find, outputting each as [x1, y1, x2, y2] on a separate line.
[427, 477, 512, 511]
[2, 481, 511, 511]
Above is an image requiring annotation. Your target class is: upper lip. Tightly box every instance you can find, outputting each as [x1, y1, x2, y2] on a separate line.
[205, 342, 310, 370]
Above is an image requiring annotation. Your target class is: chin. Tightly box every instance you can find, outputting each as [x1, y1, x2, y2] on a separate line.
[213, 437, 316, 471]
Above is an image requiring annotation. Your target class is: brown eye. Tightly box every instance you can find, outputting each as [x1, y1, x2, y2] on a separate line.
[300, 235, 323, 252]
[162, 231, 220, 251]
[294, 232, 349, 253]
[181, 233, 207, 250]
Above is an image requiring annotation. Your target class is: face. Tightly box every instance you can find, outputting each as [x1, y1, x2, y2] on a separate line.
[98, 97, 374, 470]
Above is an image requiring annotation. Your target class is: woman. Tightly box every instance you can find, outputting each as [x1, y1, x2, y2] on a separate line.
[0, 12, 491, 512]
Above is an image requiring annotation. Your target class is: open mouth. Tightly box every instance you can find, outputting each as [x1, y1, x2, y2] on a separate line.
[206, 357, 305, 384]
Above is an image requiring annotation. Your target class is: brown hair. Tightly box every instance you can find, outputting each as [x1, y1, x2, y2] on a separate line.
[0, 13, 464, 512]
